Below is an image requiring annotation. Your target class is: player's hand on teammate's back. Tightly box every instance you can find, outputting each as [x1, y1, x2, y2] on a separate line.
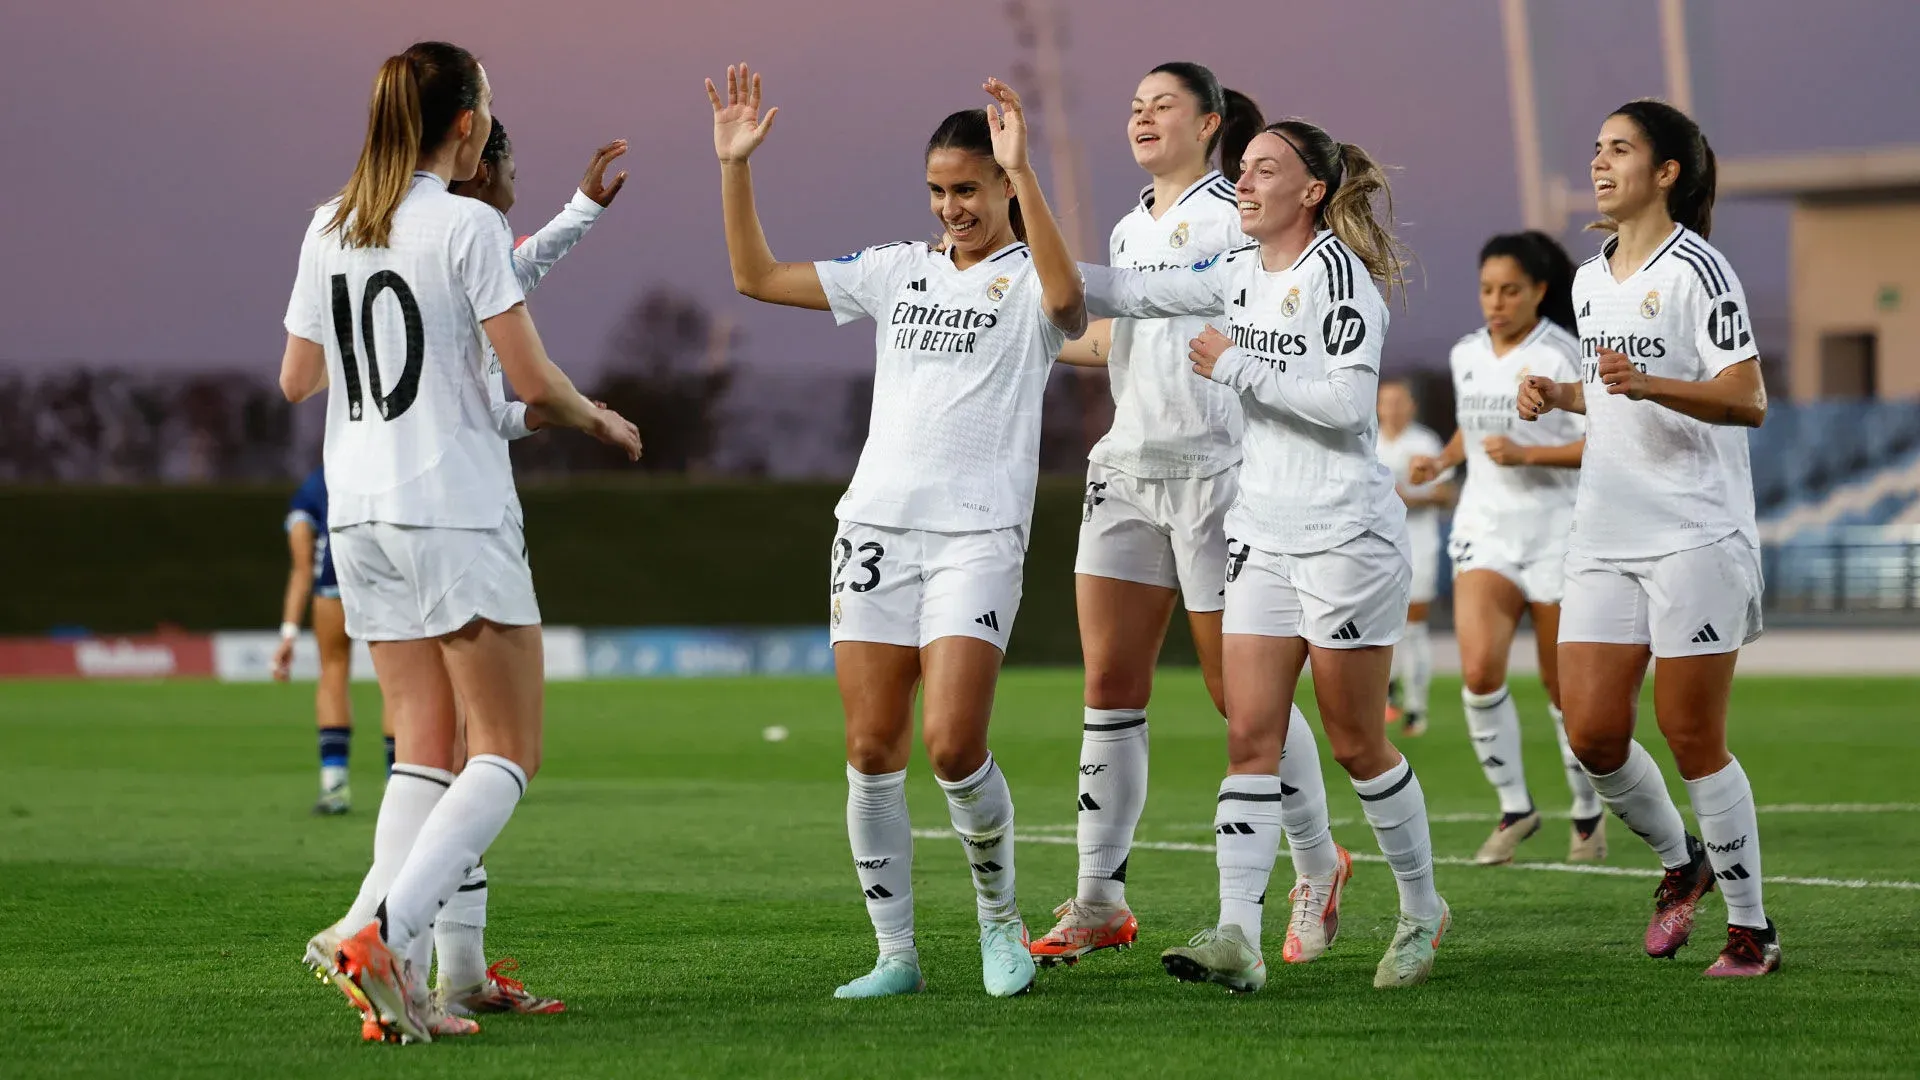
[581, 139, 629, 206]
[708, 64, 778, 164]
[1482, 436, 1527, 466]
[1517, 375, 1558, 420]
[1186, 325, 1232, 380]
[1596, 347, 1650, 400]
[982, 78, 1031, 176]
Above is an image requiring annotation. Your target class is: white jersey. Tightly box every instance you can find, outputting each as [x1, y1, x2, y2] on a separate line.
[1377, 423, 1446, 554]
[487, 189, 605, 441]
[284, 173, 524, 530]
[1570, 226, 1759, 559]
[1449, 321, 1585, 549]
[1089, 171, 1245, 478]
[816, 240, 1067, 532]
[1084, 230, 1404, 554]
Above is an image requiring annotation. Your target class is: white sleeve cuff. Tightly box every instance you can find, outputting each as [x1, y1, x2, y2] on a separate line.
[1208, 345, 1256, 389]
[568, 189, 606, 218]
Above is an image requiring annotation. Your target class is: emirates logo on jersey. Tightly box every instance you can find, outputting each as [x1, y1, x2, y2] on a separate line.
[1170, 221, 1191, 248]
[1281, 286, 1300, 319]
[986, 275, 1011, 302]
[1641, 290, 1661, 319]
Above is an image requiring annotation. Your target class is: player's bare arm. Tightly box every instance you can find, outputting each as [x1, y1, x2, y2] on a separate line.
[1056, 319, 1112, 367]
[485, 304, 643, 460]
[1485, 434, 1584, 467]
[1599, 351, 1766, 428]
[985, 78, 1086, 335]
[1518, 374, 1584, 419]
[279, 335, 328, 403]
[710, 64, 831, 311]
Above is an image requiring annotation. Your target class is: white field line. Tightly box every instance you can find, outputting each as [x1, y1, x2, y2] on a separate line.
[908, 799, 1920, 891]
[1020, 802, 1920, 833]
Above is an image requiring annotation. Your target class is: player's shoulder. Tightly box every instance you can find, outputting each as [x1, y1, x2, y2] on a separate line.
[1304, 233, 1382, 314]
[1450, 327, 1490, 364]
[829, 239, 926, 266]
[1658, 228, 1740, 299]
[1413, 423, 1445, 452]
[1534, 320, 1582, 362]
[1182, 171, 1242, 219]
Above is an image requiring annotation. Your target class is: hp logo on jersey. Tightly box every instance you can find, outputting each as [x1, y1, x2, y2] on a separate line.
[1707, 300, 1752, 351]
[1322, 304, 1367, 356]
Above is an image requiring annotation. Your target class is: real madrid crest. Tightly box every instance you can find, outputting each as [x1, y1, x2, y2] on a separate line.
[1170, 221, 1190, 249]
[1641, 290, 1661, 319]
[832, 596, 843, 628]
[987, 275, 1010, 302]
[1281, 286, 1300, 319]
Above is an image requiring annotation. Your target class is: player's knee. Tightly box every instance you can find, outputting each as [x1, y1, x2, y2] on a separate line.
[845, 733, 901, 775]
[1567, 727, 1629, 775]
[1459, 654, 1506, 696]
[1659, 729, 1728, 781]
[1224, 720, 1282, 774]
[1083, 664, 1150, 711]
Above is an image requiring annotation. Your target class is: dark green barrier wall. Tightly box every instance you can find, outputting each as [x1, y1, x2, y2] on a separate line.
[0, 481, 1199, 666]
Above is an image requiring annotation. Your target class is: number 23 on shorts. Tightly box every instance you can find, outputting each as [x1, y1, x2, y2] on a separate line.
[831, 536, 886, 594]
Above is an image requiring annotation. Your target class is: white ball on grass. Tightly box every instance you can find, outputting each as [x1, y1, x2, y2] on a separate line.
[762, 725, 790, 743]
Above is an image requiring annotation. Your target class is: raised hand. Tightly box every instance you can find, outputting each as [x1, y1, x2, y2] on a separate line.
[982, 78, 1031, 176]
[580, 139, 630, 206]
[1518, 375, 1559, 420]
[708, 63, 778, 164]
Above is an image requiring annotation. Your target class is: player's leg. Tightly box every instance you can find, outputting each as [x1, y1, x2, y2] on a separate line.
[1645, 538, 1776, 975]
[1453, 568, 1539, 863]
[1390, 601, 1433, 736]
[1530, 598, 1605, 859]
[312, 595, 355, 814]
[833, 640, 925, 998]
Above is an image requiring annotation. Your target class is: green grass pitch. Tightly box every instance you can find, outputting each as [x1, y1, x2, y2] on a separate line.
[3, 671, 1916, 1078]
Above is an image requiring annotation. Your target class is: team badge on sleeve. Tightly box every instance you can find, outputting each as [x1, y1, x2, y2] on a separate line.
[1641, 290, 1661, 319]
[987, 276, 1010, 302]
[833, 250, 864, 263]
[1193, 252, 1221, 272]
[1281, 287, 1300, 319]
[1170, 221, 1191, 249]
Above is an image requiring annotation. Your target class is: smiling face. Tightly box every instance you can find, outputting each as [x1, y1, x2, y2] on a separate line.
[1479, 254, 1546, 339]
[926, 148, 1016, 258]
[1235, 131, 1322, 241]
[1127, 71, 1217, 177]
[1591, 112, 1676, 224]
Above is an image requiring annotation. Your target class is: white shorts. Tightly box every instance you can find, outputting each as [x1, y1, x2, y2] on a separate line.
[1559, 534, 1764, 657]
[1073, 461, 1235, 613]
[829, 521, 1026, 652]
[332, 515, 540, 642]
[1221, 530, 1412, 649]
[1449, 528, 1569, 605]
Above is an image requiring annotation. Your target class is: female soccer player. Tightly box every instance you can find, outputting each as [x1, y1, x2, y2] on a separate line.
[1518, 100, 1776, 977]
[1033, 62, 1351, 972]
[1083, 119, 1448, 992]
[274, 465, 394, 814]
[285, 41, 640, 1043]
[1408, 232, 1604, 866]
[710, 64, 1084, 999]
[1373, 379, 1450, 738]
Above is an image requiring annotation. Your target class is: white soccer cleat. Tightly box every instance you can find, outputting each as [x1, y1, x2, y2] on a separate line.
[1283, 844, 1353, 964]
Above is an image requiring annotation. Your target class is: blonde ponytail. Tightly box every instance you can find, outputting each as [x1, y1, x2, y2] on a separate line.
[1322, 142, 1410, 299]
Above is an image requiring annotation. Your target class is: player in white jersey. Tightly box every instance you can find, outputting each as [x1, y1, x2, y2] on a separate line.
[1032, 62, 1351, 973]
[709, 65, 1084, 1000]
[1518, 100, 1777, 977]
[1373, 381, 1451, 738]
[283, 43, 642, 1044]
[1409, 232, 1605, 866]
[1084, 119, 1449, 992]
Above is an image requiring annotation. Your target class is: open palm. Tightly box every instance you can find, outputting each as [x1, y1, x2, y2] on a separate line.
[982, 78, 1030, 175]
[708, 63, 778, 164]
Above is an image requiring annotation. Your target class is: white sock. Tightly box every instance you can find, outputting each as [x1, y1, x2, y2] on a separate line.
[1353, 759, 1443, 921]
[1584, 741, 1689, 869]
[1402, 621, 1432, 715]
[1686, 757, 1766, 929]
[1278, 707, 1337, 877]
[341, 764, 452, 931]
[434, 864, 488, 992]
[1462, 686, 1533, 815]
[847, 764, 916, 962]
[1214, 774, 1285, 942]
[938, 754, 1018, 923]
[378, 754, 527, 955]
[1075, 708, 1147, 906]
[1550, 704, 1603, 820]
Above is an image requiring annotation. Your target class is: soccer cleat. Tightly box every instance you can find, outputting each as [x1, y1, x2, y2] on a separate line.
[1374, 899, 1449, 988]
[335, 922, 430, 1044]
[1568, 816, 1608, 863]
[1029, 898, 1138, 966]
[1646, 835, 1716, 959]
[1705, 921, 1781, 978]
[1399, 710, 1428, 738]
[1283, 844, 1353, 964]
[313, 784, 352, 816]
[1161, 925, 1266, 993]
[979, 918, 1037, 998]
[443, 958, 565, 1015]
[1474, 809, 1542, 865]
[833, 955, 925, 999]
[363, 1000, 480, 1043]
[303, 924, 375, 1022]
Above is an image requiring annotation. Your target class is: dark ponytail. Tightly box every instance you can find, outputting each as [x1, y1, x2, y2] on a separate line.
[326, 41, 484, 249]
[925, 108, 1024, 241]
[1147, 62, 1264, 181]
[1599, 98, 1718, 238]
[1479, 230, 1577, 333]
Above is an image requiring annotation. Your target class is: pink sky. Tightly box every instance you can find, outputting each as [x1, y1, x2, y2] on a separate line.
[3, 0, 1917, 379]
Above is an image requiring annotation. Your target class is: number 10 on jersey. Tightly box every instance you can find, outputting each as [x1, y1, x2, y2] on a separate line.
[329, 272, 425, 422]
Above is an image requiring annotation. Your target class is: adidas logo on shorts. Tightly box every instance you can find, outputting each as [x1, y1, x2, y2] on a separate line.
[1330, 620, 1362, 642]
[1690, 623, 1722, 644]
[974, 611, 1001, 632]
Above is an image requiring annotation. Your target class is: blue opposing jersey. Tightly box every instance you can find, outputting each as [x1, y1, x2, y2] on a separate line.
[286, 468, 337, 592]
